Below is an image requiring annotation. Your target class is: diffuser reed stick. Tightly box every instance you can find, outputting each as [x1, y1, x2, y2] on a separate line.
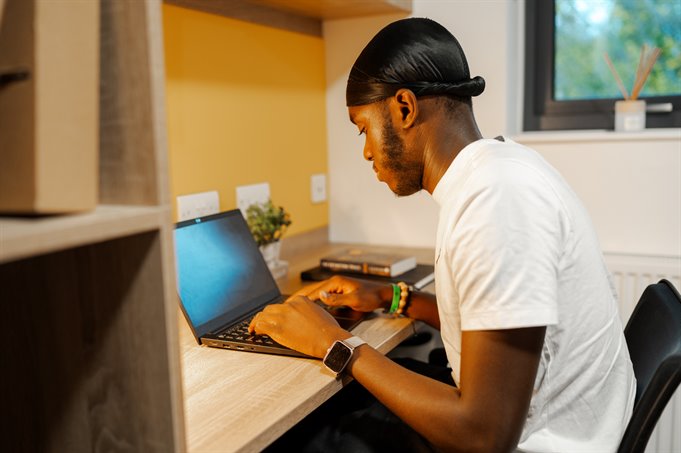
[631, 46, 660, 100]
[603, 52, 629, 99]
[604, 44, 660, 100]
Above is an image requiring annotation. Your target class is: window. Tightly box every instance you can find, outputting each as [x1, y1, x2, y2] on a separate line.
[524, 0, 681, 131]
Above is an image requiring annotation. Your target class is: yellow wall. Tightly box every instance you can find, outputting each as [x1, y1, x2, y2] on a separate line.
[162, 4, 328, 236]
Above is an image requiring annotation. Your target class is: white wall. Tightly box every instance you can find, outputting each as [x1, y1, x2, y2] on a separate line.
[324, 13, 439, 248]
[324, 0, 681, 259]
[519, 131, 681, 257]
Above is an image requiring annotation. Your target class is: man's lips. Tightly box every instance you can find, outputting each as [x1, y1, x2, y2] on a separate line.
[373, 165, 384, 182]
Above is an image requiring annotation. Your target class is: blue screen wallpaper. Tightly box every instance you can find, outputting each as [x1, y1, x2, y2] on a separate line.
[174, 212, 279, 333]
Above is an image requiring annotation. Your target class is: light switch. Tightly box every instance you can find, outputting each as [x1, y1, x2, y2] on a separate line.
[311, 173, 326, 203]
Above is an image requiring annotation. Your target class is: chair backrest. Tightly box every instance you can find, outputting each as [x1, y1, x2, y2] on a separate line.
[618, 279, 681, 453]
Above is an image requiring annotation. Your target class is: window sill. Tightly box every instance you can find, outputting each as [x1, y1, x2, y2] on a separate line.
[511, 128, 681, 145]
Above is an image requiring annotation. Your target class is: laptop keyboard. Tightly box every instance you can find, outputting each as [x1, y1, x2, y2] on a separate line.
[216, 317, 276, 346]
[212, 301, 362, 349]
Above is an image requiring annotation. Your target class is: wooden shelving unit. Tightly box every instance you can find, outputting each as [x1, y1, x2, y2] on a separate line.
[0, 1, 184, 451]
[0, 1, 414, 450]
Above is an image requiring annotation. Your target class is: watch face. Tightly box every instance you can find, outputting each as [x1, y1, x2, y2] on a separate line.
[323, 341, 353, 373]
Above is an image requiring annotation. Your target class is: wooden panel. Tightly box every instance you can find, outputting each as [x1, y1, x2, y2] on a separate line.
[0, 205, 168, 264]
[252, 0, 412, 20]
[144, 0, 173, 207]
[164, 0, 412, 36]
[99, 0, 160, 205]
[157, 221, 188, 451]
[165, 0, 321, 36]
[0, 232, 177, 452]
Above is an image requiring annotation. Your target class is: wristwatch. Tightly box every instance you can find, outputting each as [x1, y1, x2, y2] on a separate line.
[323, 336, 366, 375]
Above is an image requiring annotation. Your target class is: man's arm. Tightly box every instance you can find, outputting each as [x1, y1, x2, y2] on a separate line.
[294, 275, 441, 329]
[250, 297, 545, 452]
[401, 290, 441, 329]
[348, 327, 545, 452]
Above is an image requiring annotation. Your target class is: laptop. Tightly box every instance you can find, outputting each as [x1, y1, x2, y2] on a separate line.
[174, 209, 367, 358]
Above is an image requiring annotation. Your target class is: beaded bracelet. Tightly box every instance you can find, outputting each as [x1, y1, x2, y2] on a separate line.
[395, 281, 410, 317]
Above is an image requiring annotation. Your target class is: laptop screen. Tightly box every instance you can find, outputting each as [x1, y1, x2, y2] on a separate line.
[174, 210, 281, 338]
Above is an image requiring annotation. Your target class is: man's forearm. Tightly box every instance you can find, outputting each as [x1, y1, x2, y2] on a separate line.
[405, 290, 440, 329]
[347, 345, 470, 452]
[377, 283, 440, 328]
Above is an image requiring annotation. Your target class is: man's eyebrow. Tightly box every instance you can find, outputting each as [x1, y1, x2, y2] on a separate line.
[348, 114, 357, 125]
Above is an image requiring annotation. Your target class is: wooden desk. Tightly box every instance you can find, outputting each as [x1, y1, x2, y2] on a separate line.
[180, 238, 435, 452]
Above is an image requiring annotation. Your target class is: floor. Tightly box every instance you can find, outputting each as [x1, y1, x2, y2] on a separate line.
[387, 321, 445, 363]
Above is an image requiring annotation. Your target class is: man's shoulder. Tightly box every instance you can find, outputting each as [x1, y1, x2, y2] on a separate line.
[466, 144, 551, 192]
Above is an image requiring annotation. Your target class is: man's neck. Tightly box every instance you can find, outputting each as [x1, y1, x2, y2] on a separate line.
[421, 114, 482, 194]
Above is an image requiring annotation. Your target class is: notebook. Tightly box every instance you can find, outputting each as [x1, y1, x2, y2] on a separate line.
[300, 264, 435, 290]
[174, 209, 366, 358]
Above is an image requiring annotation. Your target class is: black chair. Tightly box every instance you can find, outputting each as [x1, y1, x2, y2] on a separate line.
[618, 279, 681, 453]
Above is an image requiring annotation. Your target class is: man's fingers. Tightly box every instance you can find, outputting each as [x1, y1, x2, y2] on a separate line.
[249, 303, 294, 335]
[285, 294, 308, 304]
[292, 283, 331, 303]
[249, 313, 277, 336]
[291, 282, 322, 299]
[319, 290, 343, 306]
[248, 312, 260, 334]
[297, 277, 355, 304]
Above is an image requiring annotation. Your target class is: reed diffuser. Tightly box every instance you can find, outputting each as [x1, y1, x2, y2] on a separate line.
[604, 45, 661, 131]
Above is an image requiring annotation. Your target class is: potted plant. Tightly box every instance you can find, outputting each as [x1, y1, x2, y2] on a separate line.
[245, 199, 292, 271]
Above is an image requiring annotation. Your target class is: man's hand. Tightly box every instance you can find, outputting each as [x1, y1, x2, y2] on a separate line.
[248, 296, 350, 358]
[293, 275, 391, 313]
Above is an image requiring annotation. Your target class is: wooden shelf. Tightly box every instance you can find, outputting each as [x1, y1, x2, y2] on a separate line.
[1, 0, 410, 450]
[239, 0, 411, 20]
[1, 1, 184, 451]
[164, 0, 412, 36]
[0, 205, 170, 264]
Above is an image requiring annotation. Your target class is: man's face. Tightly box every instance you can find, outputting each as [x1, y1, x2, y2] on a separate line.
[348, 102, 423, 197]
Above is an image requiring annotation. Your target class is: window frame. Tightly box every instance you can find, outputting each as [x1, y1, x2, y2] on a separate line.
[523, 0, 681, 131]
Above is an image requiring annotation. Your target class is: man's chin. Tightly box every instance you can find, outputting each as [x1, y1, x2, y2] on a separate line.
[390, 184, 422, 197]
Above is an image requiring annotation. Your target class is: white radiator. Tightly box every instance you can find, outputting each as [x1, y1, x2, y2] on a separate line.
[605, 253, 681, 453]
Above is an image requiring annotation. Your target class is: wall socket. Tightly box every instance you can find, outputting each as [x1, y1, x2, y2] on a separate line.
[311, 173, 326, 203]
[236, 182, 270, 214]
[177, 190, 220, 221]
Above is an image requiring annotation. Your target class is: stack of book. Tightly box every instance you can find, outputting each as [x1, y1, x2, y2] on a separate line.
[301, 248, 435, 290]
[320, 249, 417, 277]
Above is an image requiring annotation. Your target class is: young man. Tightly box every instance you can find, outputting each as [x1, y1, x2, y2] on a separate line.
[250, 18, 635, 452]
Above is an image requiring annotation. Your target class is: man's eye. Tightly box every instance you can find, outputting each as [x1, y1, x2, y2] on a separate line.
[358, 128, 366, 136]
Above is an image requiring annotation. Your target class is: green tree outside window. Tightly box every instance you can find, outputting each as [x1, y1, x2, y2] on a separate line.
[554, 0, 680, 101]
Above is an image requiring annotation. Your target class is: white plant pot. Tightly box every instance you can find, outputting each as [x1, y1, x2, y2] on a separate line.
[259, 241, 289, 279]
[260, 241, 281, 267]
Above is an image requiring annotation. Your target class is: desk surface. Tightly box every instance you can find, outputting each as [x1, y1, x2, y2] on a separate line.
[179, 239, 435, 452]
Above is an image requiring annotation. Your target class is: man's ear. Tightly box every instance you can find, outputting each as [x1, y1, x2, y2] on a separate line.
[392, 89, 418, 129]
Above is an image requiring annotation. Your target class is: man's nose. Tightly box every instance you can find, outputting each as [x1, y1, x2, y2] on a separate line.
[363, 145, 373, 161]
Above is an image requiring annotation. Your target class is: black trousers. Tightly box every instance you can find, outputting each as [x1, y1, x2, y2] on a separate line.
[265, 358, 454, 453]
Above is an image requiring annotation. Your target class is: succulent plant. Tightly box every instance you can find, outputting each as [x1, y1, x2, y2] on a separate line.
[245, 199, 292, 246]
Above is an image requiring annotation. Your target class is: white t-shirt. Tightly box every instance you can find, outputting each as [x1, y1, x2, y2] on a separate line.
[431, 138, 635, 452]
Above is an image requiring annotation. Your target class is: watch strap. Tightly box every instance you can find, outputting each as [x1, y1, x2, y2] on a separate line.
[343, 335, 366, 349]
